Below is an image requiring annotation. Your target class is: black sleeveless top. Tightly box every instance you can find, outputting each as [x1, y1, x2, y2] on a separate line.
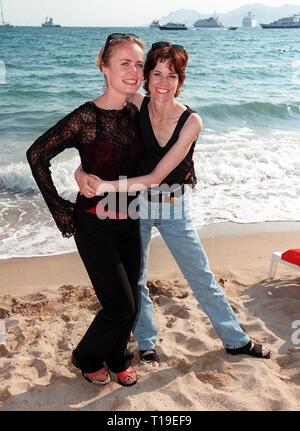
[137, 97, 197, 188]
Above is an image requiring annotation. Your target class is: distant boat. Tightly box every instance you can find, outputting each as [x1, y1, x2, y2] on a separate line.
[194, 17, 224, 28]
[42, 17, 61, 27]
[228, 26, 238, 30]
[159, 22, 187, 31]
[260, 14, 300, 29]
[150, 19, 160, 28]
[242, 11, 257, 28]
[0, 0, 14, 28]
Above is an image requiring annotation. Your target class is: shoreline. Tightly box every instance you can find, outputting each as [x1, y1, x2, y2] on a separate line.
[1, 220, 300, 262]
[1, 221, 300, 295]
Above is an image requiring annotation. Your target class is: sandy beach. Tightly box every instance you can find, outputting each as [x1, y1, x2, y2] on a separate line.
[0, 222, 300, 411]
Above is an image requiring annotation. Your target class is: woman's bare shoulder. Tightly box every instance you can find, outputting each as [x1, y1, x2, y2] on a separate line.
[185, 111, 203, 133]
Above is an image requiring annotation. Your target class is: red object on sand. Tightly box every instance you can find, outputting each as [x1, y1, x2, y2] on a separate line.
[281, 249, 300, 266]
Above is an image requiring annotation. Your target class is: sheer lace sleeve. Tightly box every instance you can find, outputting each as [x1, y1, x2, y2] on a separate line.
[26, 103, 92, 237]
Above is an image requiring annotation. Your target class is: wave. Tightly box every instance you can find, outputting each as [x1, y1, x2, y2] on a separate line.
[2, 89, 86, 99]
[0, 158, 80, 194]
[198, 101, 300, 122]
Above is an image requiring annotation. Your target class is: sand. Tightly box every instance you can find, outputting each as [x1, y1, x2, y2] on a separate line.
[0, 222, 300, 411]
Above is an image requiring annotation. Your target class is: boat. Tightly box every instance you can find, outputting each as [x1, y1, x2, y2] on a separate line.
[42, 17, 61, 27]
[193, 16, 224, 28]
[228, 26, 238, 30]
[150, 19, 160, 28]
[242, 11, 257, 27]
[0, 0, 14, 28]
[260, 14, 300, 29]
[159, 22, 187, 31]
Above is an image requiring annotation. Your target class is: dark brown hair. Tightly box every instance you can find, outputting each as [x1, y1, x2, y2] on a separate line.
[143, 43, 188, 97]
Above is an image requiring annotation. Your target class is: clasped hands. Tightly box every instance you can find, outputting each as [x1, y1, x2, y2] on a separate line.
[78, 172, 104, 198]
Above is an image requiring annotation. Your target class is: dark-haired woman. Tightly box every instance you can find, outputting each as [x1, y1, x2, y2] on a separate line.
[76, 42, 271, 363]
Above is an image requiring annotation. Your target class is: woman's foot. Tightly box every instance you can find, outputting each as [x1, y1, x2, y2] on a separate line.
[117, 366, 138, 386]
[82, 367, 111, 385]
[71, 352, 111, 385]
[139, 349, 160, 367]
[226, 340, 271, 359]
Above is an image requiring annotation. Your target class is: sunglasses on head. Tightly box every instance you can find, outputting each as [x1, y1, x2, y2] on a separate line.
[150, 41, 185, 51]
[102, 33, 140, 57]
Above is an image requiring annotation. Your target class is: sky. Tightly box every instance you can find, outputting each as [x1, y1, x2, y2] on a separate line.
[3, 0, 300, 26]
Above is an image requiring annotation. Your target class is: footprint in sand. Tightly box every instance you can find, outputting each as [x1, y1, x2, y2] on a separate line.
[30, 359, 48, 378]
[195, 371, 235, 389]
[185, 336, 206, 352]
[0, 308, 10, 319]
[165, 304, 190, 319]
[173, 331, 187, 344]
[173, 357, 192, 372]
[0, 344, 11, 357]
[195, 353, 225, 373]
[5, 325, 26, 350]
[61, 313, 71, 322]
[276, 351, 300, 369]
[23, 293, 47, 302]
[147, 280, 189, 299]
[57, 339, 71, 351]
[166, 316, 177, 328]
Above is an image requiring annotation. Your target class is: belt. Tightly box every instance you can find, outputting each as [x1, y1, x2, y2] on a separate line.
[145, 185, 185, 203]
[85, 205, 129, 219]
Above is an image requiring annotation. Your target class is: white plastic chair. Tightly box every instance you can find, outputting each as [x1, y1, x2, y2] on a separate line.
[268, 251, 300, 279]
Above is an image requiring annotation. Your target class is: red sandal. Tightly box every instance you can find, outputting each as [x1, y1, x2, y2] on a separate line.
[117, 366, 137, 387]
[83, 367, 111, 385]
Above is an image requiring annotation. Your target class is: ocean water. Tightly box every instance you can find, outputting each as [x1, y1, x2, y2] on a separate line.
[0, 26, 300, 258]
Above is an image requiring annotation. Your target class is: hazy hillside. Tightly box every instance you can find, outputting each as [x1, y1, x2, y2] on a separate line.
[157, 3, 300, 27]
[159, 9, 204, 25]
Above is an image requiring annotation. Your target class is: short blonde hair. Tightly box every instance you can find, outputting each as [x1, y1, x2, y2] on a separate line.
[96, 36, 144, 71]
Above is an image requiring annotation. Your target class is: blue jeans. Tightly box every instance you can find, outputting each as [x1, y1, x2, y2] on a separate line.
[132, 188, 250, 350]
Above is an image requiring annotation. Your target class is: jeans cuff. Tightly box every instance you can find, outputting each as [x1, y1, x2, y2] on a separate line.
[224, 336, 250, 349]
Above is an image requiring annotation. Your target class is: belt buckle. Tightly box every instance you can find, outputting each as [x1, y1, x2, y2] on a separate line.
[161, 195, 177, 204]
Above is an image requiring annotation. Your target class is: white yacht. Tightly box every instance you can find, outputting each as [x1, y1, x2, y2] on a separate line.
[159, 22, 187, 30]
[42, 17, 61, 27]
[242, 11, 257, 28]
[260, 14, 300, 29]
[194, 17, 224, 28]
[150, 19, 159, 28]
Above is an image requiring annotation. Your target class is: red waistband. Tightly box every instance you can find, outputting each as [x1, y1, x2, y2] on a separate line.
[85, 206, 129, 220]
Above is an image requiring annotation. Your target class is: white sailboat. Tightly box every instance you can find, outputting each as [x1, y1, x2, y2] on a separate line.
[0, 0, 14, 28]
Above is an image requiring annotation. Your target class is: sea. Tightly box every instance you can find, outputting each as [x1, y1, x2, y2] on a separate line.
[0, 26, 300, 259]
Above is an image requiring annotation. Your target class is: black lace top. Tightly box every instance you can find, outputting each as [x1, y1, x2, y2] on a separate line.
[27, 101, 143, 237]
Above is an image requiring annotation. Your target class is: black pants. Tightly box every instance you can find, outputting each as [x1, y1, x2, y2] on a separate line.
[73, 210, 141, 374]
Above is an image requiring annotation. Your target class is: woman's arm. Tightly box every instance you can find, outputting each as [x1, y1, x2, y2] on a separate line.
[94, 113, 203, 194]
[27, 105, 90, 236]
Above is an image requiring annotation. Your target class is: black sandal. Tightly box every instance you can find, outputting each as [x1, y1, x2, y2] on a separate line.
[226, 340, 271, 359]
[139, 349, 160, 365]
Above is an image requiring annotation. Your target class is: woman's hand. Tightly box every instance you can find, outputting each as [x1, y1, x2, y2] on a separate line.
[74, 165, 101, 198]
